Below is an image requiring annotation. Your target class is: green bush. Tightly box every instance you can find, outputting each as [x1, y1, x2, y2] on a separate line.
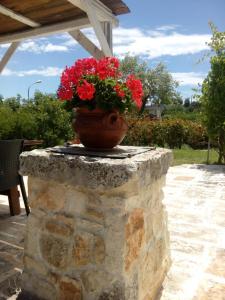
[122, 117, 208, 149]
[186, 122, 208, 149]
[0, 93, 73, 147]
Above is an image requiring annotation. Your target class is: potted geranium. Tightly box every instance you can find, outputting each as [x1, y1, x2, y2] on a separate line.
[58, 57, 143, 150]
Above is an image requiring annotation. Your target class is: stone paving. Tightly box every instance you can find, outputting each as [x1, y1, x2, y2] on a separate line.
[160, 164, 225, 300]
[0, 164, 225, 300]
[0, 200, 26, 300]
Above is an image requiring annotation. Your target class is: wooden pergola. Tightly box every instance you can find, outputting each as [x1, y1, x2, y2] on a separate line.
[0, 0, 129, 74]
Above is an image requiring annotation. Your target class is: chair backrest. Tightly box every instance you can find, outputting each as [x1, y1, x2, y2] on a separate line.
[0, 139, 24, 191]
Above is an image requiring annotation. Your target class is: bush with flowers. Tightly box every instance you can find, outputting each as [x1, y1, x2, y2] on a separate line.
[57, 57, 143, 113]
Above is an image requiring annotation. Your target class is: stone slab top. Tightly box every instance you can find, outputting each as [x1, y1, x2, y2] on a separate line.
[20, 145, 172, 189]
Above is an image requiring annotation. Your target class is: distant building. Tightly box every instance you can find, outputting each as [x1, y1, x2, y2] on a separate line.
[145, 103, 166, 119]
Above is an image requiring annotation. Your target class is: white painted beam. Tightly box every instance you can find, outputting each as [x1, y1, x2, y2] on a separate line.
[101, 21, 113, 52]
[0, 17, 90, 44]
[82, 0, 112, 56]
[69, 29, 104, 59]
[0, 42, 20, 74]
[0, 4, 39, 27]
[67, 0, 118, 26]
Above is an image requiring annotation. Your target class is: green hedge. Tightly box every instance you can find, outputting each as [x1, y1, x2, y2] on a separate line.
[122, 117, 208, 149]
[0, 94, 73, 147]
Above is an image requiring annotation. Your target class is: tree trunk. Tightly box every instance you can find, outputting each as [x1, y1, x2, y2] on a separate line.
[139, 95, 149, 115]
[218, 129, 225, 164]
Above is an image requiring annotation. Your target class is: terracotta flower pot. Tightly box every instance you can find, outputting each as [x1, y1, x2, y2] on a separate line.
[72, 108, 128, 150]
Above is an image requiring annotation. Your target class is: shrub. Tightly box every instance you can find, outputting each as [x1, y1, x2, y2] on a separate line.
[0, 93, 73, 147]
[186, 122, 208, 149]
[122, 117, 208, 149]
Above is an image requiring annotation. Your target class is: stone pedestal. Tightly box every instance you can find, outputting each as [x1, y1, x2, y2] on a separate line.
[20, 146, 172, 300]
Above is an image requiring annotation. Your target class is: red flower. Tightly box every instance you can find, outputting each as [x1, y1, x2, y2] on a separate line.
[96, 57, 120, 80]
[74, 58, 98, 77]
[114, 84, 125, 98]
[57, 86, 73, 100]
[57, 57, 143, 113]
[77, 80, 95, 100]
[126, 75, 143, 109]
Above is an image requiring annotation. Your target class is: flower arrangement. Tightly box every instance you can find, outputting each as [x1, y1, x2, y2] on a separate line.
[58, 57, 143, 113]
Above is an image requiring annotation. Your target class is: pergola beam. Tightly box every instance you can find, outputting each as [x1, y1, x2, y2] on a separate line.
[69, 29, 104, 59]
[82, 0, 112, 56]
[0, 17, 90, 44]
[0, 4, 39, 27]
[0, 42, 20, 74]
[101, 21, 113, 52]
[67, 0, 118, 26]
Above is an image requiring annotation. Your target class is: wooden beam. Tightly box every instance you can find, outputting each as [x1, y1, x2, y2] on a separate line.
[101, 22, 113, 52]
[69, 29, 104, 59]
[0, 4, 39, 27]
[67, 0, 118, 26]
[82, 0, 112, 56]
[0, 18, 90, 44]
[0, 42, 20, 74]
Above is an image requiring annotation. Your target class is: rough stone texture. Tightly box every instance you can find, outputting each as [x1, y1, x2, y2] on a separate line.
[20, 146, 172, 189]
[19, 146, 172, 300]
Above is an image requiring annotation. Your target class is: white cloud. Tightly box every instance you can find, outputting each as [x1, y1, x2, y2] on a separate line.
[2, 66, 62, 77]
[0, 43, 10, 48]
[156, 25, 179, 31]
[19, 41, 68, 53]
[171, 72, 206, 85]
[0, 25, 211, 58]
[113, 27, 211, 59]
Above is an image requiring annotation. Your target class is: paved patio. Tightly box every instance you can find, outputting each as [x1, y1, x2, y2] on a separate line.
[161, 164, 225, 300]
[0, 164, 225, 300]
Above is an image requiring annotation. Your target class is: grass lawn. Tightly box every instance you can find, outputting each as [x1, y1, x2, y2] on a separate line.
[172, 147, 219, 166]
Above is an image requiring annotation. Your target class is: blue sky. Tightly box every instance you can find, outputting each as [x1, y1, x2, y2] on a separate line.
[0, 0, 224, 99]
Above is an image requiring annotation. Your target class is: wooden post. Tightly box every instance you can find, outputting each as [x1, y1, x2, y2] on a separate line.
[83, 0, 112, 57]
[101, 21, 113, 53]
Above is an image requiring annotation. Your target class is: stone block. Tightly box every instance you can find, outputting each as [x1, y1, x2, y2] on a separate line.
[59, 277, 82, 300]
[28, 177, 66, 212]
[93, 235, 106, 264]
[72, 232, 93, 266]
[125, 208, 145, 271]
[45, 215, 74, 237]
[40, 233, 70, 269]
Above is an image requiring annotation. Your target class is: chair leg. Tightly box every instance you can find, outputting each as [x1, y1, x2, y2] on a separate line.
[19, 176, 30, 215]
[7, 190, 14, 216]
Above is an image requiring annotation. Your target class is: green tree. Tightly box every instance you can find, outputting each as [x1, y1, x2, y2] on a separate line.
[0, 105, 16, 139]
[119, 55, 180, 114]
[200, 24, 225, 163]
[32, 92, 73, 147]
[0, 92, 73, 146]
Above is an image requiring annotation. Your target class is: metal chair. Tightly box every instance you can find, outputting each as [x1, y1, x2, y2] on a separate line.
[0, 139, 30, 215]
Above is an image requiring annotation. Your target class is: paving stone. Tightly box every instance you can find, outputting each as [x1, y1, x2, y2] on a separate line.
[161, 164, 225, 300]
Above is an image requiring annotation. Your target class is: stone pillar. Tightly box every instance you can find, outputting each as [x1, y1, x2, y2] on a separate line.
[20, 146, 172, 300]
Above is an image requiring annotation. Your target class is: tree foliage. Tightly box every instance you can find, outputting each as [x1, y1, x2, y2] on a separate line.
[200, 24, 225, 163]
[0, 92, 73, 147]
[119, 55, 181, 113]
